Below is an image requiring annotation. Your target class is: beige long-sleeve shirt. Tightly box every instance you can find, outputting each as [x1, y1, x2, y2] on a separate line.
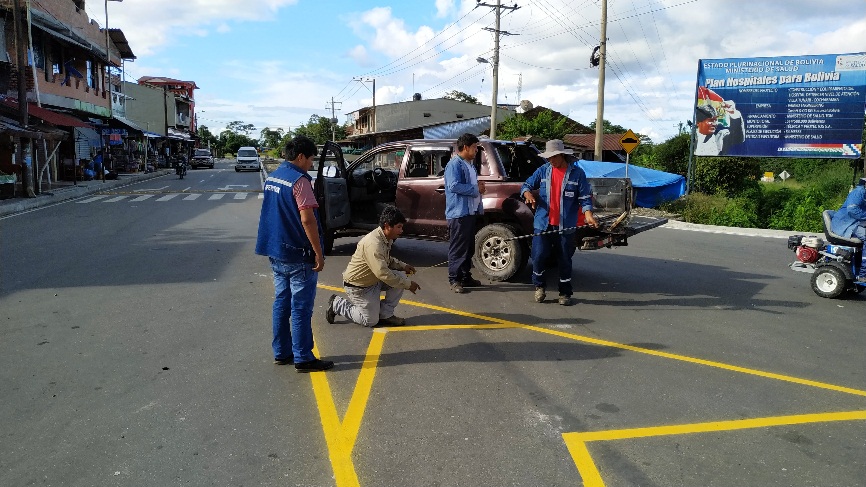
[342, 227, 411, 289]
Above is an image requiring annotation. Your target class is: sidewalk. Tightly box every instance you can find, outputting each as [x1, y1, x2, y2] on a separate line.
[0, 169, 173, 217]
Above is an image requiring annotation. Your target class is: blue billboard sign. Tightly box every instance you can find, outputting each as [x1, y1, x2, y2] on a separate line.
[694, 52, 866, 158]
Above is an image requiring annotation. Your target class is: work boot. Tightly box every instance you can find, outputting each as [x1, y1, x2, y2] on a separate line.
[450, 282, 465, 294]
[325, 294, 337, 324]
[534, 287, 546, 303]
[295, 359, 334, 373]
[558, 294, 573, 306]
[376, 315, 406, 327]
[461, 276, 483, 287]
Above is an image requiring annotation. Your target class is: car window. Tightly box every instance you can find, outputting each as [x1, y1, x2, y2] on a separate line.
[355, 149, 404, 173]
[237, 149, 258, 158]
[406, 149, 452, 178]
[195, 149, 210, 156]
[498, 143, 546, 181]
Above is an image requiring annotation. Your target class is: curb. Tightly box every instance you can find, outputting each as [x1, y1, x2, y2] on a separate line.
[661, 219, 806, 239]
[0, 169, 174, 218]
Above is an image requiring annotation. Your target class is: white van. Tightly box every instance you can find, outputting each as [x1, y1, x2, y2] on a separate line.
[235, 147, 261, 172]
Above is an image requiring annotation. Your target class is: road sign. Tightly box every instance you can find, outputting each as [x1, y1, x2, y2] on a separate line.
[779, 170, 790, 181]
[620, 129, 640, 154]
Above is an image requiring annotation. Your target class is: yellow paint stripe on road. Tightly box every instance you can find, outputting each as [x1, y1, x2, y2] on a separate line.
[342, 330, 387, 448]
[522, 325, 866, 397]
[308, 345, 360, 487]
[562, 410, 866, 487]
[570, 410, 866, 442]
[562, 439, 605, 487]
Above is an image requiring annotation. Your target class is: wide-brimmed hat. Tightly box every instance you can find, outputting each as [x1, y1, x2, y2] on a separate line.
[539, 139, 574, 158]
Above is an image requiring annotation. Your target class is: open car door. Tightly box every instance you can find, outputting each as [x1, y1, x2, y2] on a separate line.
[314, 141, 350, 233]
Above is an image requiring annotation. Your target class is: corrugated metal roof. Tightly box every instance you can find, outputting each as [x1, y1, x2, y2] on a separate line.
[563, 133, 625, 151]
[0, 98, 92, 128]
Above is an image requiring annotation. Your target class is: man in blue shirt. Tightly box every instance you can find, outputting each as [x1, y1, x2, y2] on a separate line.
[521, 139, 598, 306]
[829, 177, 866, 281]
[256, 135, 333, 372]
[444, 133, 486, 293]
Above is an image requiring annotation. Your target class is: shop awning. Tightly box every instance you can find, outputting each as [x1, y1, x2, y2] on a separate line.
[166, 127, 193, 141]
[143, 131, 163, 139]
[109, 115, 146, 133]
[0, 98, 92, 128]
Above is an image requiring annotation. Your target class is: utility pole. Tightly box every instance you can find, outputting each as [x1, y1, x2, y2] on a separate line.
[12, 0, 33, 196]
[594, 0, 607, 161]
[353, 77, 376, 134]
[326, 97, 342, 141]
[478, 1, 519, 140]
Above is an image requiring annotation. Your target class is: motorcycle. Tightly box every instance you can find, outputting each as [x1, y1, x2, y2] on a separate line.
[788, 210, 865, 298]
[174, 156, 188, 179]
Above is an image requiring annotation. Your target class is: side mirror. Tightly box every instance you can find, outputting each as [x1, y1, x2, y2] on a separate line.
[322, 165, 337, 178]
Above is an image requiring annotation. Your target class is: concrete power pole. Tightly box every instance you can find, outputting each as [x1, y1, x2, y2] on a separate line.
[326, 97, 342, 141]
[594, 0, 607, 161]
[479, 1, 519, 140]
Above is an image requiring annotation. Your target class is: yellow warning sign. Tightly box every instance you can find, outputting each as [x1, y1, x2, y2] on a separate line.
[620, 129, 640, 154]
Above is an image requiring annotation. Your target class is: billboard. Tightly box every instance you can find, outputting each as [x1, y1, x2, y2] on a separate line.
[694, 52, 866, 158]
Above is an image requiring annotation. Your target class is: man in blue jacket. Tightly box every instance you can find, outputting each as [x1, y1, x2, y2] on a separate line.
[521, 140, 598, 305]
[256, 135, 333, 372]
[830, 177, 866, 281]
[444, 133, 486, 293]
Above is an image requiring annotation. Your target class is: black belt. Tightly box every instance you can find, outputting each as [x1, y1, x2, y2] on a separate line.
[344, 281, 363, 288]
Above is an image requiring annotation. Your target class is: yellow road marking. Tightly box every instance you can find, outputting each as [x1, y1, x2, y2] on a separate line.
[562, 410, 866, 487]
[309, 284, 866, 486]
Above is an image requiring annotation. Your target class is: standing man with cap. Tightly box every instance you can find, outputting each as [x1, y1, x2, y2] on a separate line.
[444, 133, 486, 294]
[521, 139, 599, 305]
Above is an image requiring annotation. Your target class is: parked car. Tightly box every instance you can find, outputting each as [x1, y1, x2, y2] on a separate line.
[191, 148, 215, 169]
[235, 147, 261, 172]
[313, 140, 667, 281]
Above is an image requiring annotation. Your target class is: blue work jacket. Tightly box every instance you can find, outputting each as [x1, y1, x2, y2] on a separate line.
[521, 162, 593, 234]
[255, 162, 323, 263]
[444, 156, 484, 219]
[830, 184, 866, 238]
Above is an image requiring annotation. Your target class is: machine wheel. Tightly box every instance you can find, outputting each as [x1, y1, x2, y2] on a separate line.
[473, 223, 526, 282]
[810, 266, 847, 299]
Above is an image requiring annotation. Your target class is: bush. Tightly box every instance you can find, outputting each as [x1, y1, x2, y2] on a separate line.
[661, 193, 759, 228]
[692, 157, 761, 197]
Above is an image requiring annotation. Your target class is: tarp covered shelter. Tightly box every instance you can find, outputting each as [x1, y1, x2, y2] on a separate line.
[575, 160, 686, 208]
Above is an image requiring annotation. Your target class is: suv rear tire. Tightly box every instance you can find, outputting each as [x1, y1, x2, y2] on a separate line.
[473, 223, 526, 282]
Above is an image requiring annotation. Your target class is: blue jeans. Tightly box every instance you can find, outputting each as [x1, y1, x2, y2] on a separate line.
[269, 257, 318, 363]
[531, 226, 576, 296]
[448, 215, 477, 284]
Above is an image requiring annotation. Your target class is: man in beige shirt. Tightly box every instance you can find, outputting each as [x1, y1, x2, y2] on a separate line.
[325, 206, 421, 327]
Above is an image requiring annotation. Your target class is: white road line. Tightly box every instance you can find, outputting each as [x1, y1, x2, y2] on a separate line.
[233, 193, 247, 200]
[258, 193, 264, 199]
[183, 194, 201, 201]
[130, 195, 154, 202]
[77, 195, 109, 203]
[155, 194, 179, 202]
[208, 193, 225, 201]
[103, 195, 128, 203]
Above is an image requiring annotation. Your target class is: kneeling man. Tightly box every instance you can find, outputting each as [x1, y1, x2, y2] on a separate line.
[325, 205, 421, 327]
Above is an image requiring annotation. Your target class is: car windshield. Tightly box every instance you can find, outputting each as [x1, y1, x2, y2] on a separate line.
[238, 150, 258, 158]
[195, 149, 210, 156]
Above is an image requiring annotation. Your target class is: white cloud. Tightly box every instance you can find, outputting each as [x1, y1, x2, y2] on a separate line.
[348, 45, 372, 67]
[110, 0, 299, 56]
[435, 0, 455, 18]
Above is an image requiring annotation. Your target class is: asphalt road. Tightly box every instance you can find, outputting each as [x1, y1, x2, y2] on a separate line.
[1, 162, 863, 487]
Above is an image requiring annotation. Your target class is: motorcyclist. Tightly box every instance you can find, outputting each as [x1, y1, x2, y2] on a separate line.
[830, 177, 866, 280]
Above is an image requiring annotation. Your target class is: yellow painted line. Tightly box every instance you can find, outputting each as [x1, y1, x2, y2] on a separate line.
[522, 325, 866, 397]
[342, 330, 387, 448]
[562, 410, 866, 487]
[562, 439, 605, 487]
[388, 323, 523, 332]
[308, 345, 360, 487]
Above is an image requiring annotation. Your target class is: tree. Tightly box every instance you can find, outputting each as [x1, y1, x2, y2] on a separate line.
[197, 125, 218, 149]
[292, 115, 346, 145]
[588, 119, 629, 134]
[226, 121, 257, 137]
[443, 90, 480, 104]
[497, 109, 573, 141]
[259, 127, 285, 150]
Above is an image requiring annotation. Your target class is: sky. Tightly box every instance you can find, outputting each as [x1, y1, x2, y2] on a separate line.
[93, 0, 866, 143]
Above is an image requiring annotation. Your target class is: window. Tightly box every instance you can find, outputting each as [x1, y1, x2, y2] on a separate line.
[86, 59, 98, 88]
[355, 149, 404, 173]
[51, 42, 63, 79]
[32, 31, 45, 71]
[497, 143, 546, 181]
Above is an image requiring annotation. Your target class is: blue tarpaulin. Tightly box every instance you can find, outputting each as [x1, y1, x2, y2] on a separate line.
[575, 160, 686, 208]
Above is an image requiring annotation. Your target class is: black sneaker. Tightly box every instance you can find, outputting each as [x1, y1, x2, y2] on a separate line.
[325, 294, 337, 324]
[295, 359, 334, 373]
[461, 277, 483, 287]
[273, 357, 294, 365]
